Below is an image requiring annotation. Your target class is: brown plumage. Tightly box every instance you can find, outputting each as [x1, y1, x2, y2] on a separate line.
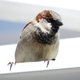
[8, 10, 63, 70]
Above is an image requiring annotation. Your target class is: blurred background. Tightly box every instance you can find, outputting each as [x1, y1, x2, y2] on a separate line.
[0, 0, 80, 45]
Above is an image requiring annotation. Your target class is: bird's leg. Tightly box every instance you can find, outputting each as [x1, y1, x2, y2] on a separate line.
[7, 62, 16, 71]
[44, 58, 55, 67]
[44, 59, 50, 67]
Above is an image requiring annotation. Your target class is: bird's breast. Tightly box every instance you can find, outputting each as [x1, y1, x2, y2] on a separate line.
[22, 37, 59, 62]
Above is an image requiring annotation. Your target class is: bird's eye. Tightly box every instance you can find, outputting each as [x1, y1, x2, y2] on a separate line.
[47, 18, 52, 21]
[47, 18, 55, 23]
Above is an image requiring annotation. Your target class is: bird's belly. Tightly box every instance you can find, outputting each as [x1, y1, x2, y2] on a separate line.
[24, 43, 58, 62]
[15, 39, 59, 63]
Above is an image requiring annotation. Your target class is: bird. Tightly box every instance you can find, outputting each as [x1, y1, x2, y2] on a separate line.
[8, 10, 63, 70]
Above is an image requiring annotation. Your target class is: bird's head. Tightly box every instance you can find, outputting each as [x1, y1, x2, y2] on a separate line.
[35, 10, 63, 33]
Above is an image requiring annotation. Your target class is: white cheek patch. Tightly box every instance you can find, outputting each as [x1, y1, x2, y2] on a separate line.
[35, 23, 49, 33]
[45, 23, 52, 30]
[38, 19, 52, 32]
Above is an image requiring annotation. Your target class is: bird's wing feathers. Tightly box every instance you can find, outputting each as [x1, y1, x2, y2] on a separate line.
[20, 22, 35, 42]
[15, 22, 36, 62]
[22, 22, 32, 32]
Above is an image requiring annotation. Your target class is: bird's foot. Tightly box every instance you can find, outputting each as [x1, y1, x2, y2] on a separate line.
[44, 58, 55, 67]
[51, 58, 55, 61]
[7, 62, 16, 71]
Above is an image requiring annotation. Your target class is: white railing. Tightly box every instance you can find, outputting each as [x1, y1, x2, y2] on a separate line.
[0, 37, 80, 80]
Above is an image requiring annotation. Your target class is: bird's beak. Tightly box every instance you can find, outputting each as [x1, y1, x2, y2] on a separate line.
[56, 20, 63, 26]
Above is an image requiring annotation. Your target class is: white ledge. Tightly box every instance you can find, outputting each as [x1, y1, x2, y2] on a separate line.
[0, 37, 80, 80]
[3, 0, 80, 11]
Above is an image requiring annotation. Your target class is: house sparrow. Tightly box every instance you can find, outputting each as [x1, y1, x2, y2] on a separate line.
[8, 10, 63, 70]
